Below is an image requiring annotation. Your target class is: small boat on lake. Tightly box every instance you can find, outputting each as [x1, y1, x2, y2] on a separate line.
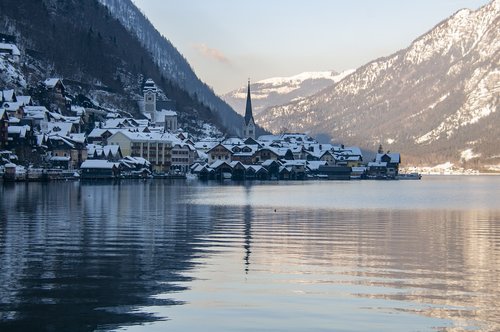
[397, 172, 422, 180]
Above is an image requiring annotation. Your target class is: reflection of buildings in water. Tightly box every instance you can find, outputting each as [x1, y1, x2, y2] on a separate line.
[243, 184, 253, 274]
[243, 204, 252, 274]
[0, 181, 219, 330]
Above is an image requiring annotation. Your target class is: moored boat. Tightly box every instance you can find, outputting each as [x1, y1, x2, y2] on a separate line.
[397, 172, 422, 180]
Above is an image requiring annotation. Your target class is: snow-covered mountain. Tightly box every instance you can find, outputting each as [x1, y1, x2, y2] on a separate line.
[256, 0, 500, 171]
[223, 70, 354, 116]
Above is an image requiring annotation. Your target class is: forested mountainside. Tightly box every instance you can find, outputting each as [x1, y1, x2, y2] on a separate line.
[223, 70, 354, 116]
[0, 0, 247, 137]
[257, 0, 499, 171]
[97, 0, 265, 136]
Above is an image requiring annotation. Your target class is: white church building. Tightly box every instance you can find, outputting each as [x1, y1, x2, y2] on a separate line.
[141, 78, 178, 132]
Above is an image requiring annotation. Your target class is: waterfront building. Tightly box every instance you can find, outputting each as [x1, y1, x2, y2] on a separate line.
[107, 130, 173, 172]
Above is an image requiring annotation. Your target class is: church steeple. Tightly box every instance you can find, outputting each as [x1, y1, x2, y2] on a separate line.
[244, 79, 254, 125]
[243, 79, 256, 140]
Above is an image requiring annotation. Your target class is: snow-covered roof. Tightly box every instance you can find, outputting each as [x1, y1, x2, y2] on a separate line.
[110, 129, 180, 145]
[157, 109, 177, 117]
[47, 122, 74, 136]
[48, 135, 76, 149]
[44, 78, 64, 89]
[16, 96, 31, 106]
[8, 125, 30, 138]
[81, 160, 118, 169]
[222, 137, 244, 145]
[193, 164, 208, 173]
[50, 156, 71, 162]
[257, 135, 281, 142]
[122, 156, 150, 166]
[23, 106, 49, 119]
[88, 128, 116, 138]
[68, 133, 86, 143]
[342, 146, 363, 156]
[261, 159, 281, 167]
[0, 43, 20, 56]
[283, 160, 306, 167]
[306, 161, 327, 171]
[209, 160, 230, 169]
[71, 105, 86, 115]
[375, 153, 400, 163]
[194, 140, 219, 150]
[1, 90, 15, 102]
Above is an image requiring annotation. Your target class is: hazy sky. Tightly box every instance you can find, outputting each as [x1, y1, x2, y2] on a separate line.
[132, 0, 489, 94]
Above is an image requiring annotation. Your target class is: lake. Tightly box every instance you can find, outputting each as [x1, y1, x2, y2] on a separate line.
[1, 176, 499, 331]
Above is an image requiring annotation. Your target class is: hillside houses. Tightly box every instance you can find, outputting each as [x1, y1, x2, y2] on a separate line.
[1, 60, 401, 180]
[1, 78, 402, 180]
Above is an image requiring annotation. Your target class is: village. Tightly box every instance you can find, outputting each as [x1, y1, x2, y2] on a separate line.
[0, 40, 403, 182]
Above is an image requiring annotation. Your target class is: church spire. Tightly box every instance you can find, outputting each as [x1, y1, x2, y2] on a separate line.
[244, 79, 254, 125]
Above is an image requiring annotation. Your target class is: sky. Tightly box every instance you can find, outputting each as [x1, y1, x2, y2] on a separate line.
[132, 0, 490, 95]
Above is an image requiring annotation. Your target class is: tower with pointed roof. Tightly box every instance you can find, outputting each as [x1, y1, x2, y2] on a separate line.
[243, 79, 256, 140]
[143, 78, 157, 123]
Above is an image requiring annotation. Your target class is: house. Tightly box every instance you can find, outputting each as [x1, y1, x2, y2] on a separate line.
[367, 161, 388, 178]
[227, 161, 246, 180]
[375, 153, 401, 178]
[87, 144, 123, 161]
[80, 160, 120, 179]
[245, 165, 268, 180]
[0, 109, 8, 148]
[210, 160, 233, 180]
[171, 143, 196, 173]
[317, 165, 352, 180]
[282, 160, 307, 180]
[2, 101, 24, 119]
[262, 159, 281, 179]
[0, 41, 20, 63]
[231, 144, 258, 165]
[46, 135, 87, 169]
[7, 125, 33, 148]
[107, 130, 174, 172]
[120, 156, 151, 174]
[87, 128, 115, 144]
[155, 109, 177, 132]
[253, 148, 280, 163]
[207, 143, 233, 164]
[43, 78, 65, 96]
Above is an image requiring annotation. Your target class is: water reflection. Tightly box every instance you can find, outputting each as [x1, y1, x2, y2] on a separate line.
[0, 181, 216, 331]
[1, 178, 500, 331]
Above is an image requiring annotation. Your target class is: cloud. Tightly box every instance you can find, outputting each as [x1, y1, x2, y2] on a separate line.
[193, 43, 231, 64]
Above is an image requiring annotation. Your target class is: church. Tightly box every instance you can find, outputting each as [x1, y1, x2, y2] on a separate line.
[242, 80, 256, 140]
[142, 78, 178, 132]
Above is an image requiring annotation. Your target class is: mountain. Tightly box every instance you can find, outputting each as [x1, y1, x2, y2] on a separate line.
[97, 0, 261, 136]
[223, 70, 354, 116]
[256, 0, 499, 171]
[0, 0, 248, 138]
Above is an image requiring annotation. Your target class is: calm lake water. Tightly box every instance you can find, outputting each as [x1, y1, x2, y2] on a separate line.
[1, 176, 499, 331]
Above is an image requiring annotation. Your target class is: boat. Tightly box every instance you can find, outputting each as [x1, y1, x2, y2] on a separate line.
[397, 172, 422, 180]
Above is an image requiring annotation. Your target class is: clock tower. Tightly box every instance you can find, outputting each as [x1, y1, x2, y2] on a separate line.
[143, 78, 157, 123]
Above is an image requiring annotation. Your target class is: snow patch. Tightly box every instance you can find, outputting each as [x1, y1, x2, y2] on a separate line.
[460, 148, 480, 161]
